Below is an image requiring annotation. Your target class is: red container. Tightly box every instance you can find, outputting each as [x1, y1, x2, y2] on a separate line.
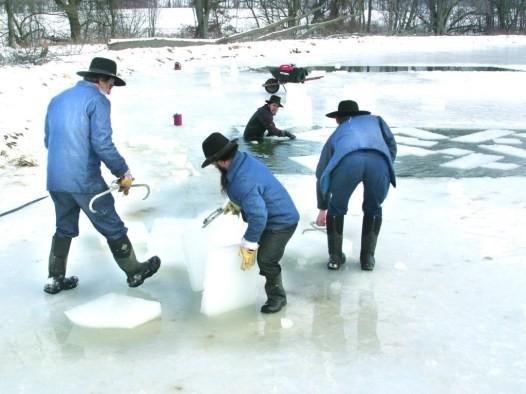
[174, 61, 181, 70]
[173, 113, 182, 126]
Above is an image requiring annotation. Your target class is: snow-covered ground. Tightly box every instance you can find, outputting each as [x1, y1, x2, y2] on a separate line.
[1, 35, 526, 393]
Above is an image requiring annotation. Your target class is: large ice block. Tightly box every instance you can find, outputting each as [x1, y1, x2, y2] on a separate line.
[200, 244, 259, 316]
[64, 293, 161, 329]
[183, 212, 247, 292]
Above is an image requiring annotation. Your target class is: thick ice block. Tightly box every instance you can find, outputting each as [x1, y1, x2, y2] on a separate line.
[184, 212, 247, 292]
[64, 293, 161, 329]
[200, 244, 259, 316]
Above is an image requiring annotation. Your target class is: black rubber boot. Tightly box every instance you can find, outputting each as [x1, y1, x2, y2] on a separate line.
[261, 273, 287, 314]
[360, 216, 382, 271]
[44, 235, 78, 294]
[326, 215, 346, 270]
[108, 235, 161, 288]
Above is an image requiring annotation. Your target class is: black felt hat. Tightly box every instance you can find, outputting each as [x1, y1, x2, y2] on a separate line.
[201, 132, 238, 168]
[77, 57, 126, 86]
[326, 100, 370, 118]
[265, 94, 283, 108]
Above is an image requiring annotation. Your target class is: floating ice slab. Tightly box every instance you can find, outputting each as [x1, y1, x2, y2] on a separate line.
[393, 127, 448, 140]
[493, 138, 523, 145]
[397, 145, 437, 157]
[481, 162, 519, 170]
[479, 144, 526, 159]
[441, 153, 503, 169]
[396, 136, 438, 147]
[451, 129, 514, 143]
[200, 245, 259, 316]
[64, 293, 161, 329]
[289, 155, 319, 171]
[437, 148, 473, 156]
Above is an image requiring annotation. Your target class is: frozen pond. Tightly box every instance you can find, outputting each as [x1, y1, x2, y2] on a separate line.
[1, 37, 526, 393]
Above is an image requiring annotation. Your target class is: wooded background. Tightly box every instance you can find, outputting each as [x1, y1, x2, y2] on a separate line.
[1, 0, 525, 49]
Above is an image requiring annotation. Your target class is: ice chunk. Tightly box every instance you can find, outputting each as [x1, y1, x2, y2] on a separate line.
[393, 127, 448, 140]
[200, 244, 259, 316]
[479, 144, 526, 159]
[64, 293, 161, 329]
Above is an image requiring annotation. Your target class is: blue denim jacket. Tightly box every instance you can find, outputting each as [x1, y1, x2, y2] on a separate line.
[226, 151, 299, 243]
[316, 115, 397, 202]
[45, 80, 128, 193]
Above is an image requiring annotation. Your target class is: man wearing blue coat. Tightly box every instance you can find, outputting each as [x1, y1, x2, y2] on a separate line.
[315, 100, 397, 271]
[202, 132, 299, 313]
[43, 57, 160, 294]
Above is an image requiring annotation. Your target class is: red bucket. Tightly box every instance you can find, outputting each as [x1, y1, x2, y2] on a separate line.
[173, 113, 182, 126]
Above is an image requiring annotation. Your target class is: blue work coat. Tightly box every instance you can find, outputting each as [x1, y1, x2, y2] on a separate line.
[45, 80, 128, 193]
[226, 151, 299, 243]
[316, 115, 397, 207]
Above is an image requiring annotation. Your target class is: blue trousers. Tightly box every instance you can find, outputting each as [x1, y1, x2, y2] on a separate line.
[328, 151, 391, 217]
[50, 191, 127, 241]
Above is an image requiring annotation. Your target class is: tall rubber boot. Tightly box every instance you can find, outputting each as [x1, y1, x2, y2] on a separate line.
[360, 216, 382, 271]
[261, 273, 287, 314]
[326, 215, 346, 270]
[108, 235, 161, 288]
[44, 235, 78, 294]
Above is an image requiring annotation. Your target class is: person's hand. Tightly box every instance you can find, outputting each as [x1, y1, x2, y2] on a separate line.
[283, 131, 296, 140]
[118, 172, 134, 196]
[315, 209, 327, 227]
[239, 247, 256, 271]
[223, 200, 241, 216]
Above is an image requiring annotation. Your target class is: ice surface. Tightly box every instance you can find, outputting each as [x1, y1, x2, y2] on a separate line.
[481, 162, 520, 170]
[200, 244, 259, 316]
[441, 152, 503, 169]
[64, 293, 161, 329]
[451, 129, 515, 143]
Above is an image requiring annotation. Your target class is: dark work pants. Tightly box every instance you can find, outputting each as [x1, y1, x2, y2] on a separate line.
[50, 191, 127, 241]
[328, 151, 391, 217]
[257, 224, 297, 278]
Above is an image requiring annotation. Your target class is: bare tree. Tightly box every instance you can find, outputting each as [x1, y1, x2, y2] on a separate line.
[194, 0, 211, 37]
[4, 0, 18, 47]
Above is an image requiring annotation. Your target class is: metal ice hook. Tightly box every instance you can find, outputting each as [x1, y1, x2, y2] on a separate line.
[88, 180, 151, 214]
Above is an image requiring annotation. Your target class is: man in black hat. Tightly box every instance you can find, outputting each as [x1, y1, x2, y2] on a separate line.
[201, 132, 299, 313]
[243, 95, 296, 141]
[315, 100, 397, 271]
[43, 57, 161, 294]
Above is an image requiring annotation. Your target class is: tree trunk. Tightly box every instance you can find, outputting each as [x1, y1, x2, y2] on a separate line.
[194, 0, 210, 38]
[54, 0, 82, 41]
[4, 0, 17, 47]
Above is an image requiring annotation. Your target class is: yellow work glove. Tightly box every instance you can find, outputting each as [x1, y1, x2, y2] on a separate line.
[224, 201, 241, 216]
[239, 247, 256, 271]
[118, 173, 134, 196]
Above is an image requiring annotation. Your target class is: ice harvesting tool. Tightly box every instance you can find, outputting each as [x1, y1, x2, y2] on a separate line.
[89, 180, 150, 214]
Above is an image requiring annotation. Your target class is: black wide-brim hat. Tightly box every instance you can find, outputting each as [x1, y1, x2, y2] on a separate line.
[265, 94, 283, 108]
[77, 57, 126, 86]
[326, 100, 370, 118]
[201, 132, 238, 168]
